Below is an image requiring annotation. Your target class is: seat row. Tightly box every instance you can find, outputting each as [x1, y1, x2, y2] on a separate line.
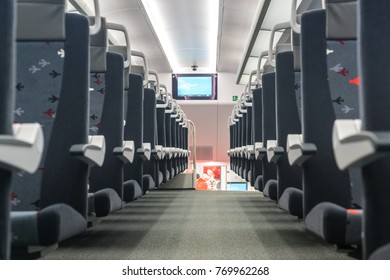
[228, 0, 390, 260]
[0, 0, 190, 260]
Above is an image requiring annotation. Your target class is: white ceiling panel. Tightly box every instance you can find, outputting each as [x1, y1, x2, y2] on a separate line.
[76, 0, 306, 83]
[262, 0, 303, 30]
[251, 30, 283, 56]
[218, 0, 260, 73]
[218, 36, 246, 73]
[243, 56, 258, 75]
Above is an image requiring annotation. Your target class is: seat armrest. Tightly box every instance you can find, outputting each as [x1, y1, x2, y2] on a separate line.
[287, 134, 317, 166]
[0, 123, 44, 173]
[113, 140, 134, 163]
[232, 148, 237, 157]
[256, 142, 267, 160]
[70, 135, 106, 166]
[165, 147, 173, 159]
[332, 119, 390, 170]
[172, 147, 179, 158]
[138, 143, 151, 160]
[240, 146, 246, 158]
[246, 145, 255, 160]
[254, 142, 263, 160]
[235, 147, 240, 157]
[266, 140, 284, 163]
[152, 145, 164, 160]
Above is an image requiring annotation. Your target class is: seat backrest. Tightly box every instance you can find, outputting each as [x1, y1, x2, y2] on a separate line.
[261, 64, 277, 191]
[0, 0, 16, 260]
[241, 109, 247, 179]
[245, 102, 254, 185]
[252, 87, 263, 190]
[358, 0, 390, 259]
[275, 49, 302, 200]
[88, 18, 125, 200]
[13, 0, 89, 218]
[157, 99, 168, 182]
[165, 106, 173, 179]
[300, 0, 358, 216]
[143, 87, 157, 189]
[124, 73, 144, 192]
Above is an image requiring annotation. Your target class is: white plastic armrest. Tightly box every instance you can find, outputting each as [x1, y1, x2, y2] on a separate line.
[173, 147, 179, 158]
[332, 119, 390, 170]
[70, 135, 106, 166]
[166, 147, 173, 159]
[113, 140, 134, 163]
[254, 142, 264, 160]
[152, 145, 163, 160]
[137, 142, 151, 161]
[256, 142, 267, 160]
[242, 146, 248, 158]
[0, 123, 43, 173]
[267, 140, 284, 163]
[287, 134, 317, 166]
[238, 146, 243, 158]
[246, 145, 255, 160]
[161, 147, 168, 159]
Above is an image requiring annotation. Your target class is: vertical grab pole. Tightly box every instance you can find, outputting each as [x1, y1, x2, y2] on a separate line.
[187, 120, 196, 189]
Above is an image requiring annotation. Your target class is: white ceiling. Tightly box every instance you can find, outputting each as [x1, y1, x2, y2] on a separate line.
[73, 0, 309, 84]
[77, 0, 260, 75]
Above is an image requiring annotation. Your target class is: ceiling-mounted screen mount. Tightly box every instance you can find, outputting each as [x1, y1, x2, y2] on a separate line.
[172, 73, 218, 100]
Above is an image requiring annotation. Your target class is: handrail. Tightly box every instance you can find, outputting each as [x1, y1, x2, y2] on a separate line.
[131, 50, 149, 86]
[290, 0, 301, 34]
[187, 120, 197, 190]
[268, 22, 291, 67]
[107, 22, 131, 70]
[148, 69, 160, 97]
[256, 50, 269, 80]
[89, 0, 101, 35]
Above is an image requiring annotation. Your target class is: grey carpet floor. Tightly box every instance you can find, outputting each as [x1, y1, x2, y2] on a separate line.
[43, 190, 353, 260]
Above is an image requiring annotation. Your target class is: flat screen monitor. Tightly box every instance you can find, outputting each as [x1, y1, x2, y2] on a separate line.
[172, 73, 218, 100]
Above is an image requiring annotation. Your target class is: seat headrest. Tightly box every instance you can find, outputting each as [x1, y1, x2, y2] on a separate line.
[326, 0, 357, 40]
[108, 45, 128, 68]
[89, 17, 107, 72]
[131, 65, 145, 79]
[292, 31, 301, 71]
[275, 43, 291, 54]
[17, 0, 65, 41]
[263, 61, 275, 75]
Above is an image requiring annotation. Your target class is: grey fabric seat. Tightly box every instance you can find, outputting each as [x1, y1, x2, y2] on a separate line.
[11, 1, 90, 257]
[252, 87, 263, 191]
[0, 0, 16, 260]
[88, 17, 124, 218]
[123, 73, 144, 200]
[274, 46, 303, 218]
[143, 87, 157, 191]
[354, 0, 390, 259]
[157, 99, 169, 183]
[299, 0, 362, 246]
[165, 105, 175, 179]
[107, 34, 143, 202]
[261, 66, 278, 200]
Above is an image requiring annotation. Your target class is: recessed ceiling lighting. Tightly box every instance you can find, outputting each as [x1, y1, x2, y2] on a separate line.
[142, 0, 219, 73]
